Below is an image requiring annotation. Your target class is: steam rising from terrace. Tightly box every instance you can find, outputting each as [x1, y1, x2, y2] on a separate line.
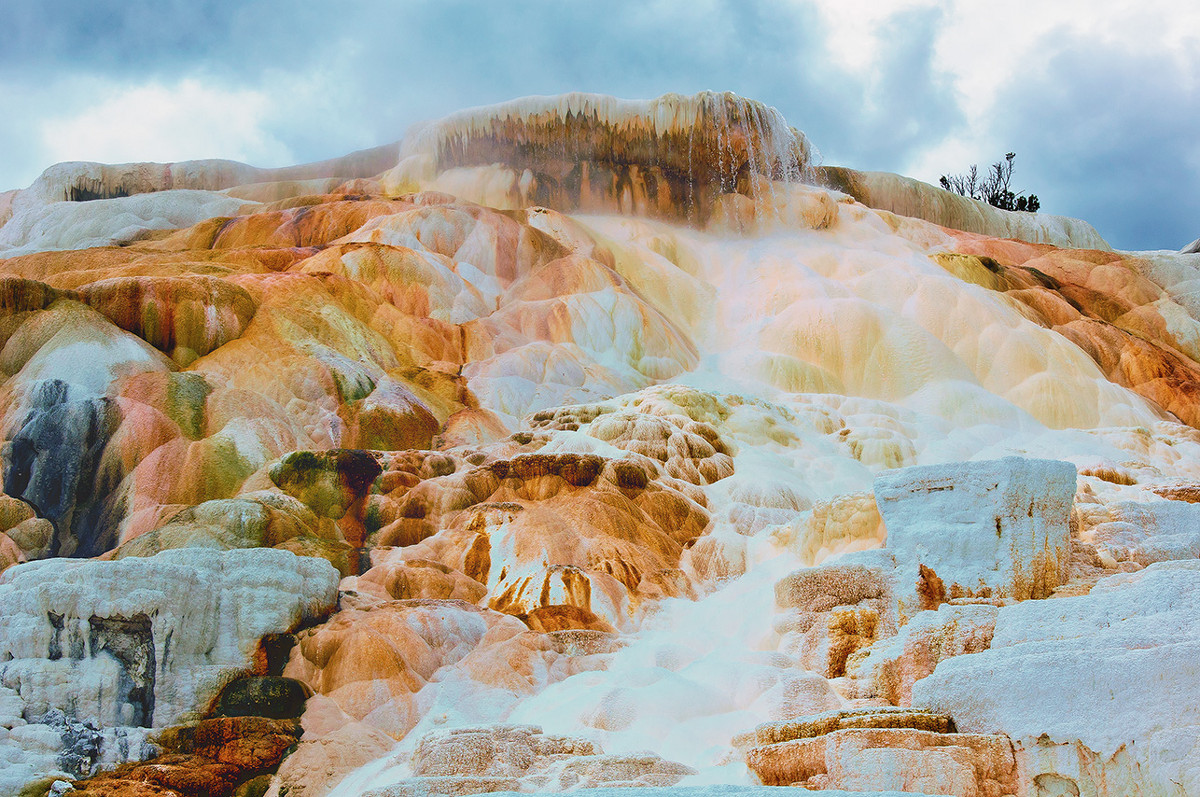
[0, 84, 1199, 797]
[389, 91, 814, 222]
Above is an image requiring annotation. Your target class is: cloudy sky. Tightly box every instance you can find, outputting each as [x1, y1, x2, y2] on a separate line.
[1, 0, 1196, 250]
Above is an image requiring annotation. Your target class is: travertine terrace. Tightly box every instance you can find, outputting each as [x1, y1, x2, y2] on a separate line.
[0, 91, 1197, 797]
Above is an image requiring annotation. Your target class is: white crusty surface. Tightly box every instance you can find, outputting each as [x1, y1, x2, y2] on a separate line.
[914, 560, 1200, 793]
[0, 547, 338, 727]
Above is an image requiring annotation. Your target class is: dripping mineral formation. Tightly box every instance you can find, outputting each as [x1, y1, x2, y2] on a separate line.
[0, 91, 1196, 797]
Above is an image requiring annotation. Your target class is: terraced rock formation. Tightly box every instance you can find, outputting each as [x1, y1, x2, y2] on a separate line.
[1, 91, 1198, 797]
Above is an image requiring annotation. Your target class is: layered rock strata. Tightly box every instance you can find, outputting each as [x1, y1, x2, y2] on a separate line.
[0, 90, 1196, 797]
[0, 548, 337, 793]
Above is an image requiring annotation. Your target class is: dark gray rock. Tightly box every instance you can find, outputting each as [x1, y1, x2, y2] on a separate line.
[33, 709, 103, 780]
[214, 676, 311, 720]
[2, 379, 124, 557]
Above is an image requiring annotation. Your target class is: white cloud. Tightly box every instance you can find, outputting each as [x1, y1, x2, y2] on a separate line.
[932, 1, 1200, 119]
[4, 0, 1194, 247]
[801, 0, 1200, 183]
[806, 0, 1200, 113]
[806, 0, 937, 75]
[37, 78, 294, 168]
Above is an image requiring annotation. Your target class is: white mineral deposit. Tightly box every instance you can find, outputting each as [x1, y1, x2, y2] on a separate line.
[0, 4, 1197, 796]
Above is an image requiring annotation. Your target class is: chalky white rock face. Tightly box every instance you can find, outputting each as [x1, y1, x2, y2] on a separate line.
[0, 548, 338, 789]
[1, 91, 1200, 797]
[913, 561, 1200, 795]
[0, 189, 255, 256]
[1077, 497, 1200, 565]
[875, 457, 1076, 618]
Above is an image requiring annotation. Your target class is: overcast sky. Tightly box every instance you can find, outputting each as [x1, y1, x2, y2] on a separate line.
[1, 0, 1196, 250]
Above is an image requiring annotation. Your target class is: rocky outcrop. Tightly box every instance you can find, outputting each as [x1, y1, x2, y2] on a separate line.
[874, 457, 1075, 619]
[3, 379, 125, 557]
[268, 720, 396, 797]
[70, 716, 304, 797]
[774, 456, 1073, 686]
[269, 449, 383, 563]
[819, 166, 1111, 250]
[0, 549, 337, 793]
[914, 560, 1200, 795]
[743, 707, 1017, 795]
[377, 450, 709, 628]
[0, 143, 400, 258]
[0, 190, 254, 256]
[845, 603, 998, 705]
[8, 143, 397, 208]
[111, 495, 327, 562]
[0, 300, 175, 557]
[934, 241, 1200, 430]
[527, 401, 735, 485]
[385, 92, 812, 225]
[360, 724, 694, 796]
[76, 275, 258, 367]
[774, 564, 897, 679]
[353, 555, 488, 604]
[281, 600, 531, 739]
[1075, 496, 1200, 567]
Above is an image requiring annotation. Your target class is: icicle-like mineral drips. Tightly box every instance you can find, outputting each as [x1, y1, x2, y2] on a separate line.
[390, 92, 814, 224]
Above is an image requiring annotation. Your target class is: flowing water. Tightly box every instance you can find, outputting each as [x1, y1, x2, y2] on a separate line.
[326, 157, 1184, 794]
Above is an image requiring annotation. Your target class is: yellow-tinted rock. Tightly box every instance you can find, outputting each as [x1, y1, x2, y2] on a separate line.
[0, 494, 36, 531]
[356, 556, 487, 603]
[746, 725, 1017, 794]
[386, 451, 710, 628]
[283, 600, 534, 738]
[77, 275, 257, 366]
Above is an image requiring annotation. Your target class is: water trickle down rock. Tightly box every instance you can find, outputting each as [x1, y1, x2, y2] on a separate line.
[385, 91, 812, 226]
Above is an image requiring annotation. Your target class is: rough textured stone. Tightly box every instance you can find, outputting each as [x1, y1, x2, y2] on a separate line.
[914, 560, 1200, 795]
[382, 449, 710, 629]
[0, 549, 337, 793]
[213, 677, 312, 720]
[740, 708, 957, 750]
[267, 720, 395, 797]
[819, 165, 1110, 249]
[70, 716, 302, 797]
[874, 457, 1075, 619]
[363, 724, 695, 796]
[269, 451, 382, 521]
[281, 601, 528, 739]
[77, 276, 258, 367]
[382, 92, 810, 225]
[745, 726, 1017, 795]
[846, 603, 998, 705]
[773, 563, 896, 678]
[1075, 497, 1200, 566]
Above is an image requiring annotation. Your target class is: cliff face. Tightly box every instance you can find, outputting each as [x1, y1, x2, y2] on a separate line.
[16, 143, 399, 207]
[819, 165, 1112, 250]
[384, 91, 813, 224]
[0, 92, 1198, 797]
